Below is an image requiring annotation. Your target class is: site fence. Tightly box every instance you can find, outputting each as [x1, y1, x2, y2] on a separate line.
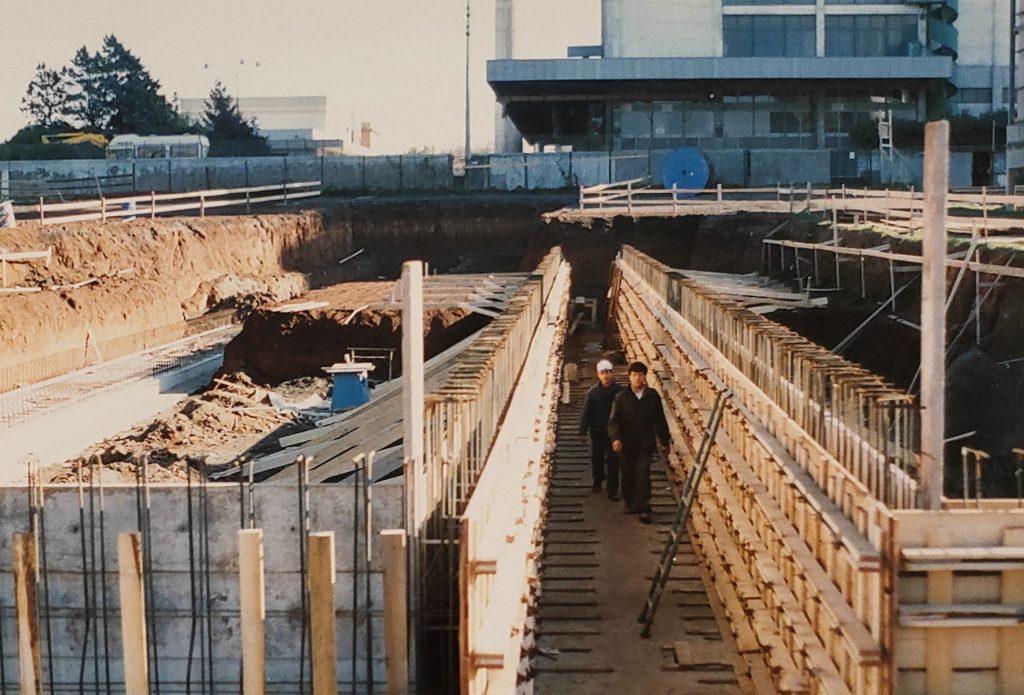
[412, 247, 563, 691]
[570, 179, 1024, 236]
[11, 181, 321, 226]
[1, 154, 454, 200]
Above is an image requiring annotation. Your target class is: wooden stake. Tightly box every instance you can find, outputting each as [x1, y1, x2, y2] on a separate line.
[381, 530, 409, 695]
[920, 120, 949, 510]
[308, 532, 338, 695]
[239, 529, 266, 695]
[118, 532, 149, 695]
[13, 532, 41, 695]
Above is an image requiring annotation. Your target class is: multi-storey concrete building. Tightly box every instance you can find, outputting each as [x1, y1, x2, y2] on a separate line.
[489, 0, 1010, 178]
[1008, 2, 1024, 186]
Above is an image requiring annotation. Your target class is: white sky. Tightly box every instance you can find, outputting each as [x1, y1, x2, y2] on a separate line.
[1, 0, 600, 153]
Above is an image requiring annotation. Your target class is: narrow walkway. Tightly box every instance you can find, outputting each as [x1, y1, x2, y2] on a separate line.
[534, 330, 751, 695]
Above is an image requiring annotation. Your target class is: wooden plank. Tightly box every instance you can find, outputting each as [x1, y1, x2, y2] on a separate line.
[308, 532, 338, 695]
[381, 530, 409, 695]
[674, 639, 735, 668]
[118, 532, 149, 695]
[925, 534, 954, 695]
[13, 532, 41, 695]
[239, 529, 266, 695]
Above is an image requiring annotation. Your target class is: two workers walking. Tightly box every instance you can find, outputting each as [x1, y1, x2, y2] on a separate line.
[579, 359, 670, 524]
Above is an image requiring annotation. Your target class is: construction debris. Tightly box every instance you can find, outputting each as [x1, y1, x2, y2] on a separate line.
[49, 372, 320, 482]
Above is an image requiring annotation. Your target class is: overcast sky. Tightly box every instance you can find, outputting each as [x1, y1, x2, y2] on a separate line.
[2, 0, 600, 152]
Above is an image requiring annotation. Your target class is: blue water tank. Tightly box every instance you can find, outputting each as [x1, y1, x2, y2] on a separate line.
[324, 362, 374, 411]
[661, 148, 710, 198]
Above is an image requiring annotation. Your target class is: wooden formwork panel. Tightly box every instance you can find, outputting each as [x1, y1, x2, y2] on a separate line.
[890, 511, 1024, 695]
[613, 265, 889, 695]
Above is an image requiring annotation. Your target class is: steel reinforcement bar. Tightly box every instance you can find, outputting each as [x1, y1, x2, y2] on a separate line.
[612, 247, 904, 695]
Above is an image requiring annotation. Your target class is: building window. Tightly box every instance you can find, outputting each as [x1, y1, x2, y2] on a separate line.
[724, 0, 812, 5]
[955, 88, 993, 104]
[825, 0, 908, 4]
[723, 15, 816, 57]
[825, 15, 919, 57]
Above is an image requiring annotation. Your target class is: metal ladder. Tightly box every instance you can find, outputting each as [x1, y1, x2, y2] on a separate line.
[638, 388, 730, 638]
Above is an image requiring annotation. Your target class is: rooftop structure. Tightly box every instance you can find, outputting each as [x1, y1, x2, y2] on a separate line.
[489, 0, 1011, 184]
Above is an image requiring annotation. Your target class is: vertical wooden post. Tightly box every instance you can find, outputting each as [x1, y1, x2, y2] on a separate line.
[118, 532, 149, 695]
[308, 532, 338, 695]
[381, 530, 409, 695]
[717, 182, 723, 213]
[13, 532, 41, 695]
[38, 197, 44, 225]
[100, 197, 107, 222]
[401, 260, 424, 682]
[672, 183, 679, 213]
[921, 120, 949, 510]
[239, 529, 266, 695]
[832, 202, 841, 289]
[150, 191, 156, 219]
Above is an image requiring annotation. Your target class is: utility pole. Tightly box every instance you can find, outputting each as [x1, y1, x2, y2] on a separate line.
[464, 0, 472, 163]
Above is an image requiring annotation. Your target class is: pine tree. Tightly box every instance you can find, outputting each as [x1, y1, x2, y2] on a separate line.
[201, 82, 269, 153]
[21, 63, 73, 127]
[66, 35, 186, 134]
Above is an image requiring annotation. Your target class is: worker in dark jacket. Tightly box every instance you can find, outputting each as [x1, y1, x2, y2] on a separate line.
[608, 361, 670, 524]
[579, 360, 623, 497]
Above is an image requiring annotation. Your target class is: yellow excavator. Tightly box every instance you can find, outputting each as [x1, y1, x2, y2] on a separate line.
[40, 132, 109, 148]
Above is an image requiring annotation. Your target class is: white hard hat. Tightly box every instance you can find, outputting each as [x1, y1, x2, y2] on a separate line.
[596, 360, 614, 373]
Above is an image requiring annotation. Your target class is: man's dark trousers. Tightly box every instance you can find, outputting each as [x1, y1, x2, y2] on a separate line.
[620, 443, 653, 512]
[589, 431, 619, 496]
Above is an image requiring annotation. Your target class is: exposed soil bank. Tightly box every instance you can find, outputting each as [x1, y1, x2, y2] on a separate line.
[222, 306, 490, 384]
[1, 201, 794, 376]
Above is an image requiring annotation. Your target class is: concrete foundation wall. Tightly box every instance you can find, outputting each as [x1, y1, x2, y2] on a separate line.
[2, 155, 454, 195]
[0, 481, 403, 693]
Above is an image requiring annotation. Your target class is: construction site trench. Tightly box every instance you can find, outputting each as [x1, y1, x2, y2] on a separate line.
[4, 195, 1024, 694]
[5, 199, 1024, 492]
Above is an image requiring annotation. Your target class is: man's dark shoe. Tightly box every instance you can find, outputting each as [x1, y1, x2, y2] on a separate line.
[638, 513, 652, 524]
[608, 493, 621, 501]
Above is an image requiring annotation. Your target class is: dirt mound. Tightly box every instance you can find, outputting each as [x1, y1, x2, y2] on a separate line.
[48, 372, 315, 483]
[222, 305, 491, 384]
[0, 213, 329, 369]
[945, 348, 1024, 498]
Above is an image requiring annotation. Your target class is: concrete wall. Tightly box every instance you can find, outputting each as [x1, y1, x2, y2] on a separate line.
[602, 0, 720, 58]
[0, 481, 403, 694]
[470, 149, 836, 189]
[2, 155, 454, 196]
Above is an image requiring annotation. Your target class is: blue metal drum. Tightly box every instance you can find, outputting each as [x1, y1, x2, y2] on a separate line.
[660, 148, 710, 198]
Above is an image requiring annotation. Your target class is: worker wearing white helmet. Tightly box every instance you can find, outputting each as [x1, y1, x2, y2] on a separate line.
[579, 359, 623, 498]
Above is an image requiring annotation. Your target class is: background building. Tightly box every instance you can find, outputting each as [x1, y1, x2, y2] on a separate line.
[1008, 3, 1024, 186]
[177, 96, 373, 155]
[489, 0, 1010, 184]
